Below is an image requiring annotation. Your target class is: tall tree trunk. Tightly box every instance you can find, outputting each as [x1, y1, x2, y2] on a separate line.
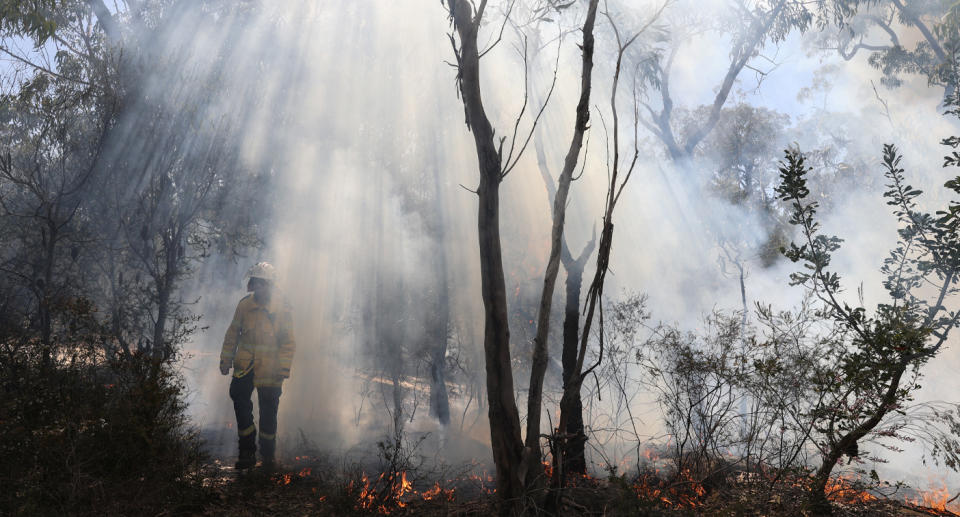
[531, 104, 598, 481]
[446, 0, 599, 507]
[553, 16, 647, 488]
[523, 0, 600, 487]
[38, 220, 57, 369]
[554, 219, 613, 482]
[534, 138, 596, 478]
[557, 238, 594, 476]
[429, 163, 451, 427]
[445, 1, 524, 508]
[477, 169, 524, 507]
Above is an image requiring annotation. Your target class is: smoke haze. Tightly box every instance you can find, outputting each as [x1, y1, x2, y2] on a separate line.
[116, 0, 960, 492]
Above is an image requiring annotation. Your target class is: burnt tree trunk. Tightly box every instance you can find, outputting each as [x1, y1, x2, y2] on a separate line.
[523, 0, 600, 488]
[555, 220, 613, 482]
[553, 14, 648, 487]
[535, 158, 596, 478]
[531, 98, 597, 480]
[557, 238, 594, 475]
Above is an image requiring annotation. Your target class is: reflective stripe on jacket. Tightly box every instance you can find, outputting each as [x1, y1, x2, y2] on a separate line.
[220, 293, 296, 387]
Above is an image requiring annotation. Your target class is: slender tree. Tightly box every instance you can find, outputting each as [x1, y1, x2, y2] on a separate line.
[775, 143, 960, 512]
[522, 0, 600, 489]
[443, 0, 600, 508]
[551, 9, 652, 488]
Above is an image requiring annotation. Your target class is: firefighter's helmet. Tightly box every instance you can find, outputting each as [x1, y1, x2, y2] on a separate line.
[243, 262, 276, 286]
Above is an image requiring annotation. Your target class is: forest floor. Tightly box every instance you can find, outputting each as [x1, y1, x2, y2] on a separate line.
[192, 454, 960, 516]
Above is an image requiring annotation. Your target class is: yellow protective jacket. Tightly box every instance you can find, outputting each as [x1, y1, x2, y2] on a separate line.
[220, 293, 296, 387]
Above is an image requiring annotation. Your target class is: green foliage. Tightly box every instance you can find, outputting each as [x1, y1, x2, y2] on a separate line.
[939, 91, 960, 242]
[774, 148, 844, 292]
[0, 0, 264, 514]
[879, 144, 928, 304]
[0, 0, 64, 44]
[624, 133, 960, 498]
[771, 116, 960, 501]
[0, 334, 209, 516]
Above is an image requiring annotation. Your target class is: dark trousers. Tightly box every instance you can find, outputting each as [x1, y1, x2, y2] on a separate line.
[229, 372, 282, 458]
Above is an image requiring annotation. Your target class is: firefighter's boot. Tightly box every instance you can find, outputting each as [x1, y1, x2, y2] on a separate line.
[235, 449, 256, 470]
[259, 434, 276, 469]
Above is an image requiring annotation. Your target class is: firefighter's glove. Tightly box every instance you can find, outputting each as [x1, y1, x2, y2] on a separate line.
[219, 361, 231, 376]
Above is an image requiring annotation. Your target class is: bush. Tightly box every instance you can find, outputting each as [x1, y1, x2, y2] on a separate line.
[0, 349, 209, 516]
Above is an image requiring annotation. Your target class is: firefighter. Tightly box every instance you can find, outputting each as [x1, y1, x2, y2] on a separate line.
[219, 262, 296, 469]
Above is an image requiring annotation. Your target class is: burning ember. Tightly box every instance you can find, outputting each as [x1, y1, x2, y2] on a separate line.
[421, 481, 456, 502]
[824, 475, 960, 513]
[466, 472, 496, 494]
[633, 468, 707, 510]
[273, 466, 314, 486]
[823, 476, 877, 505]
[347, 470, 457, 514]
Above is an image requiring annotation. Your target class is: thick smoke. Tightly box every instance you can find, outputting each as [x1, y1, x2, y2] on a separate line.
[122, 0, 960, 490]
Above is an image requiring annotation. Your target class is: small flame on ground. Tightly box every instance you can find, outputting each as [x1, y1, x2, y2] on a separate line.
[824, 476, 877, 505]
[542, 459, 553, 479]
[633, 468, 707, 509]
[347, 470, 459, 514]
[421, 481, 456, 502]
[906, 482, 959, 513]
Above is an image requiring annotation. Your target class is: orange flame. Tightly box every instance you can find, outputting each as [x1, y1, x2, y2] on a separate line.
[633, 468, 707, 509]
[542, 459, 553, 479]
[348, 470, 423, 514]
[422, 481, 456, 501]
[824, 477, 877, 505]
[905, 482, 957, 512]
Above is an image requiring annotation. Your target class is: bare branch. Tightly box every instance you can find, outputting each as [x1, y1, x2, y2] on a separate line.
[0, 46, 93, 88]
[501, 34, 561, 179]
[479, 0, 518, 58]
